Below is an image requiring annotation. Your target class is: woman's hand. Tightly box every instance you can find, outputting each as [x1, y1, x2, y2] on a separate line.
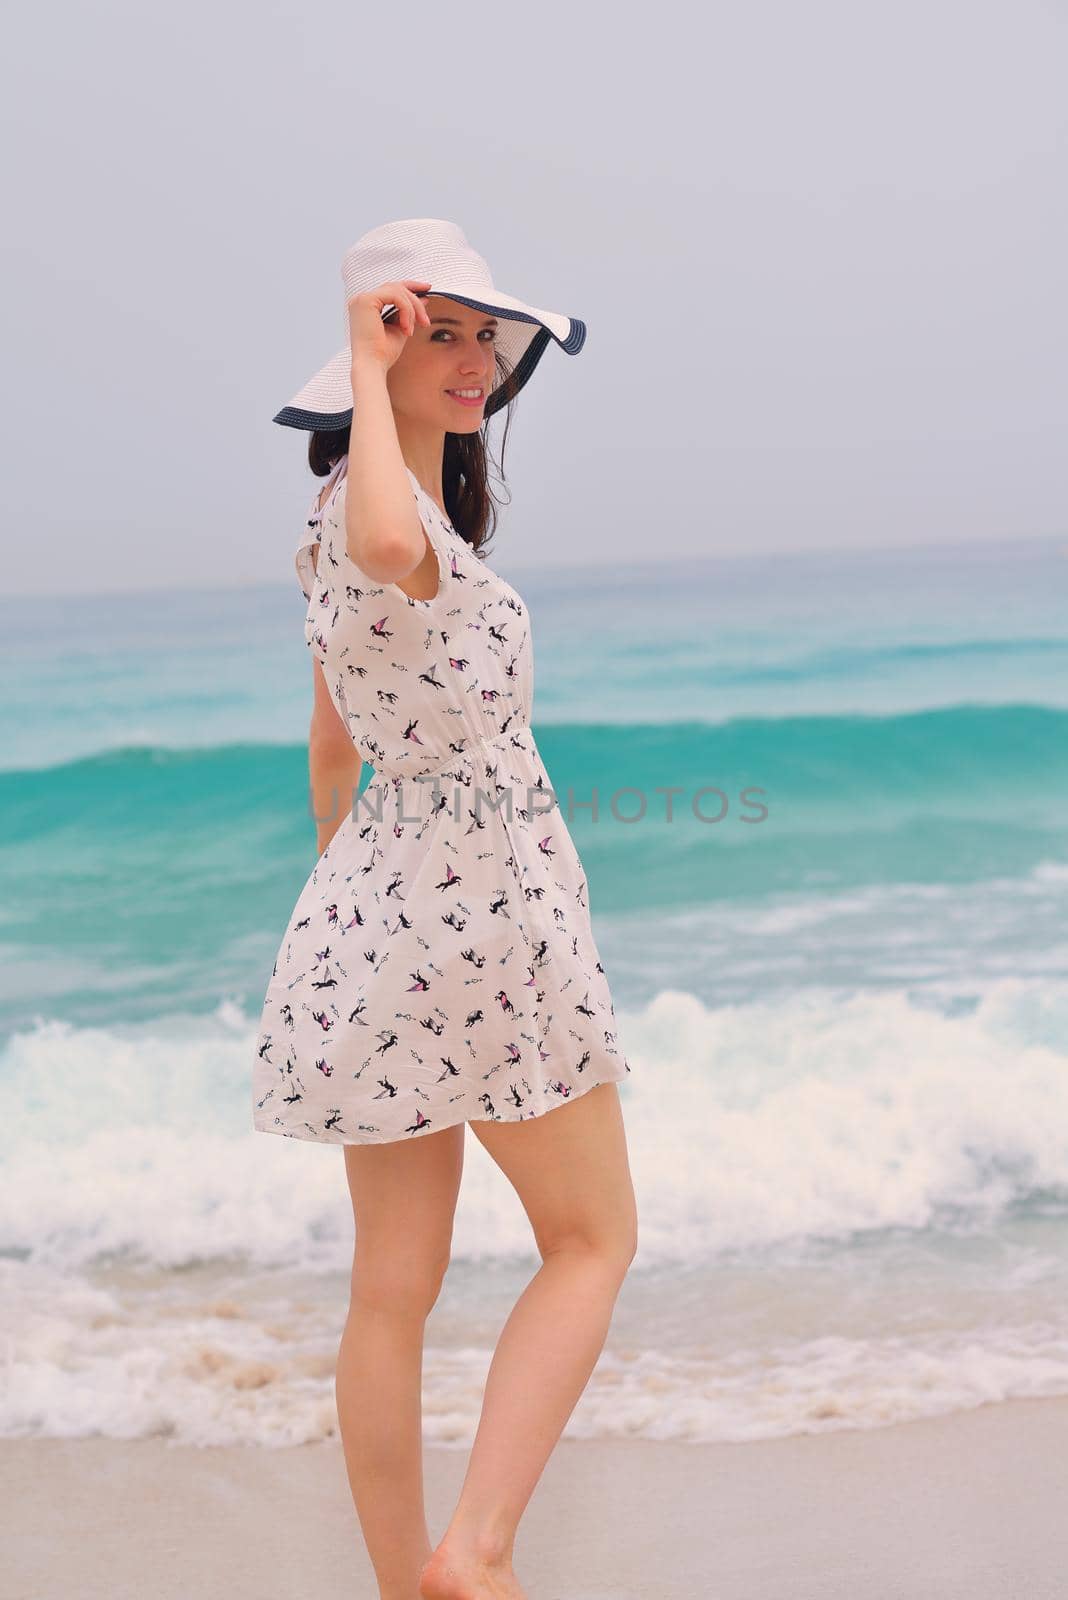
[347, 279, 433, 373]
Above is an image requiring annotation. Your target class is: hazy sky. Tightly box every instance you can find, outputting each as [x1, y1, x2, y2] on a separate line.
[4, 0, 1066, 595]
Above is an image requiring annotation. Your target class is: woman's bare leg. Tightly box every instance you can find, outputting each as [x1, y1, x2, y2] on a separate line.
[419, 1081, 638, 1600]
[337, 1122, 465, 1600]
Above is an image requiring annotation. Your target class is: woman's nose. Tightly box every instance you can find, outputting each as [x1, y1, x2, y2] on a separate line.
[460, 340, 492, 375]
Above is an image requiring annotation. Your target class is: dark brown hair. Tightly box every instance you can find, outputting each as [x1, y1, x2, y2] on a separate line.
[306, 347, 519, 558]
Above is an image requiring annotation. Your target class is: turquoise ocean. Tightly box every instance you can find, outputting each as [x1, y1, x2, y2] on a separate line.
[2, 532, 1067, 1448]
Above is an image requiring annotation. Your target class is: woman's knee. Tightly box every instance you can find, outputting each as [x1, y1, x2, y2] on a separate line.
[539, 1217, 638, 1280]
[350, 1244, 451, 1318]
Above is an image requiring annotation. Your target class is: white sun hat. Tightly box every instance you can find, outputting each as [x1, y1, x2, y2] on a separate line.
[273, 217, 587, 431]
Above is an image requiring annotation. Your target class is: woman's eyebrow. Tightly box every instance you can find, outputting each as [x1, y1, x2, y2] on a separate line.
[428, 314, 499, 327]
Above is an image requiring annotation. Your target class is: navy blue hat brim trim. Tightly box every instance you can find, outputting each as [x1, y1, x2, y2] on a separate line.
[441, 295, 587, 356]
[272, 302, 585, 431]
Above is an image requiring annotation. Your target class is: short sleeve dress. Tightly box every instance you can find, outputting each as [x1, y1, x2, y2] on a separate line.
[252, 457, 631, 1144]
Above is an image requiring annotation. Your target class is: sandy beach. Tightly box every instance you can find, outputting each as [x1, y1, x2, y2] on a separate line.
[4, 1395, 1066, 1600]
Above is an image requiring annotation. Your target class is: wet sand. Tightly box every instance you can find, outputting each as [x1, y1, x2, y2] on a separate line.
[4, 1396, 1067, 1599]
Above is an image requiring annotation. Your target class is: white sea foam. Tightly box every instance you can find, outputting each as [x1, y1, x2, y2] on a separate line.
[3, 977, 1067, 1445]
[3, 1255, 1067, 1448]
[2, 978, 1067, 1272]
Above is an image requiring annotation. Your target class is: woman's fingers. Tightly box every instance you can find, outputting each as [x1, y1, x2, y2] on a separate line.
[405, 283, 430, 336]
[346, 279, 434, 367]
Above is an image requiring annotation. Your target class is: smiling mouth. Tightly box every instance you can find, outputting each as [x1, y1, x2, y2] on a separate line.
[446, 388, 486, 401]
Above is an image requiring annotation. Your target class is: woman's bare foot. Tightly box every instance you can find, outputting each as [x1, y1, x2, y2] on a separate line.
[418, 1537, 527, 1600]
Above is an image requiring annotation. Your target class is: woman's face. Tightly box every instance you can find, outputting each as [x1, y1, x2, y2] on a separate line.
[386, 294, 500, 433]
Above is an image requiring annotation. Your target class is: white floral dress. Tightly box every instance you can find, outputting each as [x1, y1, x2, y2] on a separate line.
[252, 458, 631, 1144]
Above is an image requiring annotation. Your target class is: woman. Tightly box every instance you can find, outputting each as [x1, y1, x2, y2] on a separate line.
[253, 219, 638, 1600]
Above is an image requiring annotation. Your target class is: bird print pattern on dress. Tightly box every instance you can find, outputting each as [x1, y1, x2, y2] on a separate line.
[252, 458, 630, 1144]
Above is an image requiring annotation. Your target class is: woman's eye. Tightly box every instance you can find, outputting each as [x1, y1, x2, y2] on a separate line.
[431, 329, 498, 341]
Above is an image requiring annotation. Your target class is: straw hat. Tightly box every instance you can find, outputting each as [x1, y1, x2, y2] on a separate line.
[273, 217, 587, 430]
